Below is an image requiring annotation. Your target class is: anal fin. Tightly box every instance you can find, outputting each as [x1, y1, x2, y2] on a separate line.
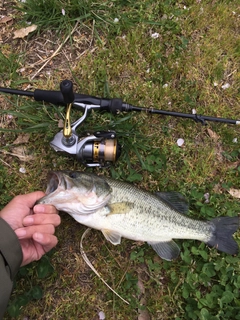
[102, 229, 122, 245]
[148, 240, 180, 261]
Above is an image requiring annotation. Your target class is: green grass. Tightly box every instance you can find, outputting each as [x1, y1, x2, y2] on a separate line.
[17, 0, 171, 36]
[1, 0, 240, 319]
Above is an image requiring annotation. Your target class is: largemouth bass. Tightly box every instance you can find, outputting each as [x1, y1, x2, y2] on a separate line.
[38, 171, 239, 261]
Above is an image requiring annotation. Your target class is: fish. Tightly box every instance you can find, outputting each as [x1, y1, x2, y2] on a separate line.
[37, 171, 240, 261]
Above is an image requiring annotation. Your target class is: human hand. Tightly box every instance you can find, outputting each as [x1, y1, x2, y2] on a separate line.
[0, 191, 61, 266]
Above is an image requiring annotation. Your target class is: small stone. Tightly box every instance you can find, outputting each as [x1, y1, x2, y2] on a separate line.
[177, 138, 184, 147]
[19, 167, 26, 174]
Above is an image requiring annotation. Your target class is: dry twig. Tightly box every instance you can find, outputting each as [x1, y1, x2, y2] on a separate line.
[30, 21, 79, 80]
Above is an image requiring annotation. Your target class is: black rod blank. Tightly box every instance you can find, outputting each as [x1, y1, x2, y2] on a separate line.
[128, 105, 239, 125]
[0, 85, 239, 126]
[0, 87, 34, 97]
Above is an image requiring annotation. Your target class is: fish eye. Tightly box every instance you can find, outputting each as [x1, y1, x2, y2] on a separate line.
[69, 172, 77, 179]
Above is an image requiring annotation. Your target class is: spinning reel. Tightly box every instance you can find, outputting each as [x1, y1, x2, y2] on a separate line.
[0, 80, 239, 167]
[1, 80, 124, 167]
[49, 80, 121, 167]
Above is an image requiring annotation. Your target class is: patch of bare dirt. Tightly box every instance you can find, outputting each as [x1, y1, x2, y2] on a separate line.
[0, 1, 95, 87]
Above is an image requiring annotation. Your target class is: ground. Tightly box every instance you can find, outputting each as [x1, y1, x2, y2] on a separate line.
[0, 1, 240, 319]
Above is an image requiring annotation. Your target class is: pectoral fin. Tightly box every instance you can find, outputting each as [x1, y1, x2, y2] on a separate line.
[107, 202, 134, 215]
[102, 229, 122, 245]
[148, 240, 180, 261]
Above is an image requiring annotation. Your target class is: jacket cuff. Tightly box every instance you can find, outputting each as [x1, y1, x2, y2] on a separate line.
[0, 218, 23, 279]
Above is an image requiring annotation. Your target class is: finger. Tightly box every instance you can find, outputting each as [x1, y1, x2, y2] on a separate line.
[32, 233, 58, 253]
[15, 224, 55, 239]
[0, 191, 45, 222]
[33, 204, 59, 215]
[23, 213, 61, 227]
[13, 191, 46, 209]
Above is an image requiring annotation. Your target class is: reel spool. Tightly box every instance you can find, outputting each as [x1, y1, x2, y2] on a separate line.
[76, 131, 121, 167]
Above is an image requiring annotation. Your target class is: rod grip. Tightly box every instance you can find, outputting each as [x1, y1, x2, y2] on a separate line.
[34, 89, 65, 105]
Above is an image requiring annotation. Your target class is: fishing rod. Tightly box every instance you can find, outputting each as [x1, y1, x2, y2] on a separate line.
[0, 80, 239, 167]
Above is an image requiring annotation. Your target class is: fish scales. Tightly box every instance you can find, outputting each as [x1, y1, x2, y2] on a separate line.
[37, 171, 240, 261]
[104, 177, 213, 241]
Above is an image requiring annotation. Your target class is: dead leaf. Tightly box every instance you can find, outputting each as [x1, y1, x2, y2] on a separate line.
[228, 188, 240, 199]
[207, 128, 219, 141]
[138, 310, 151, 320]
[13, 24, 37, 39]
[13, 133, 30, 145]
[58, 119, 64, 128]
[0, 16, 13, 24]
[137, 278, 145, 296]
[137, 275, 151, 320]
[12, 146, 35, 161]
[0, 146, 34, 161]
[226, 160, 240, 170]
[213, 183, 223, 194]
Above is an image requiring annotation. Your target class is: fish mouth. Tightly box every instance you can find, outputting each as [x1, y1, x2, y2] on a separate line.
[36, 171, 70, 205]
[45, 171, 71, 195]
[45, 171, 90, 195]
[38, 171, 112, 213]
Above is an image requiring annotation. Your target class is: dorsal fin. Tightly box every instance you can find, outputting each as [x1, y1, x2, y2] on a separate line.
[155, 191, 189, 214]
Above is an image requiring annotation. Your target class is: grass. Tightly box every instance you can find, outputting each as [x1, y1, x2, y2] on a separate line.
[0, 0, 240, 319]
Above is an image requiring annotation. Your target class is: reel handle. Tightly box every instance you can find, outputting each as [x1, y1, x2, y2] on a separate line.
[60, 80, 75, 141]
[60, 80, 74, 104]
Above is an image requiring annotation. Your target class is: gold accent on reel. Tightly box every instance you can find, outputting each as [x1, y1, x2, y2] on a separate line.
[63, 103, 73, 138]
[93, 139, 118, 163]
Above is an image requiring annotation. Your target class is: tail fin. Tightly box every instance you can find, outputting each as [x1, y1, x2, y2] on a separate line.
[207, 216, 239, 255]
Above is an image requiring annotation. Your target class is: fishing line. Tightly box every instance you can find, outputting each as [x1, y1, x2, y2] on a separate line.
[79, 227, 130, 305]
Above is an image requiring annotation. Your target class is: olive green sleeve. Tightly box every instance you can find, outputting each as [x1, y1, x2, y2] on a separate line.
[0, 218, 23, 319]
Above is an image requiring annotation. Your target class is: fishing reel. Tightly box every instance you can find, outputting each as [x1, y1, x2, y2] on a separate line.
[50, 80, 121, 167]
[51, 128, 121, 168]
[0, 79, 239, 167]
